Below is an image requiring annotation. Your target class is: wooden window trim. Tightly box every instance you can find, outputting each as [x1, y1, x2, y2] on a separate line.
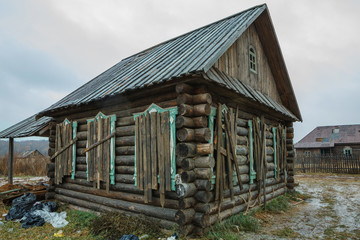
[272, 127, 277, 179]
[249, 46, 257, 74]
[54, 118, 77, 184]
[133, 103, 178, 191]
[86, 112, 117, 185]
[248, 120, 256, 184]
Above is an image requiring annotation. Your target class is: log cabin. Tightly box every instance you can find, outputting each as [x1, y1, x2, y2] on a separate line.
[0, 4, 301, 235]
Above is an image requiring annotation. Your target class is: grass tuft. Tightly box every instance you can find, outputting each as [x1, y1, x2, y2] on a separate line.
[263, 195, 289, 213]
[89, 212, 163, 240]
[272, 227, 299, 238]
[206, 212, 259, 240]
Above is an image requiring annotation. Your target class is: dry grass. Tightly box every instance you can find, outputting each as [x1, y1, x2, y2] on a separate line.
[0, 154, 49, 176]
[89, 212, 164, 240]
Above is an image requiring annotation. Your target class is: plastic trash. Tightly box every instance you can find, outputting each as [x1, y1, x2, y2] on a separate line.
[33, 210, 68, 228]
[119, 234, 139, 240]
[139, 234, 149, 239]
[30, 201, 58, 212]
[167, 233, 178, 240]
[20, 213, 45, 229]
[6, 194, 67, 229]
[54, 230, 64, 237]
[5, 193, 37, 221]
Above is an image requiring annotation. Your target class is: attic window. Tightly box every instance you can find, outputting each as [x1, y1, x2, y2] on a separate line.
[332, 128, 339, 134]
[249, 46, 257, 73]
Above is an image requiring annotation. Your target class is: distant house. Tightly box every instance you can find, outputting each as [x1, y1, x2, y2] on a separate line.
[295, 125, 360, 157]
[20, 149, 44, 160]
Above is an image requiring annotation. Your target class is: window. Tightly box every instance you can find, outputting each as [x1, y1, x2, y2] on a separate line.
[86, 112, 116, 188]
[133, 104, 177, 205]
[249, 46, 257, 73]
[344, 146, 352, 156]
[316, 138, 323, 142]
[54, 119, 77, 184]
[332, 128, 339, 134]
[305, 151, 311, 157]
[248, 120, 256, 184]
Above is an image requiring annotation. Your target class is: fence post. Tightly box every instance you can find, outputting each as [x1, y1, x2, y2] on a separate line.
[8, 137, 14, 184]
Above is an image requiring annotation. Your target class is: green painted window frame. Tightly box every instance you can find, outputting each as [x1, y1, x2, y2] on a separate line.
[208, 106, 217, 187]
[63, 119, 78, 179]
[248, 120, 256, 184]
[272, 127, 277, 179]
[133, 103, 178, 191]
[86, 112, 117, 185]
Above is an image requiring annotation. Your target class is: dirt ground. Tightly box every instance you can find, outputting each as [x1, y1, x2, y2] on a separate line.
[0, 176, 49, 187]
[1, 175, 359, 239]
[240, 174, 360, 240]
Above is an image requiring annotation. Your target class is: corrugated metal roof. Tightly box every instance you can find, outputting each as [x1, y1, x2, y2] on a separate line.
[0, 115, 53, 138]
[295, 124, 360, 149]
[202, 67, 298, 120]
[38, 4, 267, 116]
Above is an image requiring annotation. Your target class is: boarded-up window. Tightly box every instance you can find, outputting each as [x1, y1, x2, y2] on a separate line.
[86, 112, 116, 190]
[248, 120, 256, 184]
[272, 126, 287, 179]
[54, 119, 77, 184]
[134, 104, 177, 205]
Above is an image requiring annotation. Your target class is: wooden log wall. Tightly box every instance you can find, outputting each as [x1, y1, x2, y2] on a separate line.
[187, 93, 292, 235]
[286, 123, 295, 192]
[46, 122, 56, 200]
[46, 80, 297, 235]
[52, 86, 180, 228]
[175, 83, 214, 235]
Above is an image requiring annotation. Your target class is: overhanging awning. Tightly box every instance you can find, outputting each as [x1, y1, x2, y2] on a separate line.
[0, 114, 53, 138]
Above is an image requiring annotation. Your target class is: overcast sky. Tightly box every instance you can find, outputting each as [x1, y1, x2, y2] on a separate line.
[0, 0, 359, 143]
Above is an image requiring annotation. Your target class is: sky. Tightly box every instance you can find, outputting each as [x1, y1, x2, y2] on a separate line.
[0, 0, 359, 143]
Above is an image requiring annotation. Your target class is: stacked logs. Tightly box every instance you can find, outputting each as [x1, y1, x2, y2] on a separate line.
[46, 122, 56, 200]
[175, 83, 214, 235]
[265, 129, 276, 179]
[234, 117, 250, 184]
[286, 123, 295, 192]
[53, 89, 181, 227]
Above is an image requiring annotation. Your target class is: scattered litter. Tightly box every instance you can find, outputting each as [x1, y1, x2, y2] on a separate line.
[32, 210, 68, 228]
[167, 233, 178, 240]
[120, 234, 139, 240]
[7, 227, 13, 233]
[139, 234, 149, 239]
[54, 230, 64, 237]
[5, 193, 36, 221]
[5, 193, 68, 228]
[20, 213, 45, 229]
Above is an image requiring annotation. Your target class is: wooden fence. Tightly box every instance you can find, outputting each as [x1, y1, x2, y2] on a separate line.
[295, 155, 360, 174]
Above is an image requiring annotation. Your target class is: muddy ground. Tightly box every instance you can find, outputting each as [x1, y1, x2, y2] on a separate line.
[0, 176, 49, 187]
[1, 175, 359, 239]
[240, 174, 360, 240]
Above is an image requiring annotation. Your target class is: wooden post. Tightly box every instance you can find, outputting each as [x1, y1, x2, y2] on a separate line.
[8, 137, 14, 184]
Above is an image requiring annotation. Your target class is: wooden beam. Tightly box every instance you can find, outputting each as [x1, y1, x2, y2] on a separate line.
[8, 137, 14, 184]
